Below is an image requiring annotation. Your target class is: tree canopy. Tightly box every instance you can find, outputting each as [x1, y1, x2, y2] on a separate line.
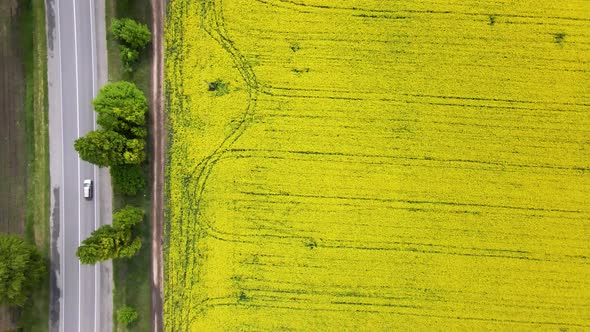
[120, 46, 140, 73]
[0, 234, 46, 306]
[111, 164, 145, 196]
[74, 130, 126, 167]
[111, 18, 151, 50]
[76, 224, 142, 264]
[74, 130, 145, 167]
[123, 138, 147, 164]
[113, 205, 145, 229]
[117, 305, 138, 326]
[76, 225, 133, 264]
[76, 206, 145, 264]
[92, 81, 148, 138]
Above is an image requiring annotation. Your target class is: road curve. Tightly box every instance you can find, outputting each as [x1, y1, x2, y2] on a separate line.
[46, 0, 112, 331]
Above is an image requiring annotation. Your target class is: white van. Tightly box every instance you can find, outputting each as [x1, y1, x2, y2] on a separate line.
[83, 179, 93, 200]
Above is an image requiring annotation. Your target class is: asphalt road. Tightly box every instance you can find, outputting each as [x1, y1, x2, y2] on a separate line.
[46, 0, 112, 331]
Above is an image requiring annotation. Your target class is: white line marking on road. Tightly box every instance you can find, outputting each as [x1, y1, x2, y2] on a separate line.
[89, 2, 99, 331]
[71, 0, 82, 331]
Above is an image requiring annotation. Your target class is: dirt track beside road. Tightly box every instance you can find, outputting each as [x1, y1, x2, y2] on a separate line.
[149, 0, 165, 331]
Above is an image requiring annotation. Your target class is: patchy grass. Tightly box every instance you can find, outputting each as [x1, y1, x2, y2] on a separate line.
[106, 0, 151, 93]
[105, 0, 152, 331]
[112, 184, 151, 332]
[16, 0, 50, 330]
[23, 0, 49, 257]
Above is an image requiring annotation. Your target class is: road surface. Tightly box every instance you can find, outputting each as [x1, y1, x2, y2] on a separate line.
[46, 0, 112, 331]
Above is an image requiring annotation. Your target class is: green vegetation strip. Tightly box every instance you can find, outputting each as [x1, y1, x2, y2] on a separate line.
[20, 0, 50, 330]
[105, 0, 152, 331]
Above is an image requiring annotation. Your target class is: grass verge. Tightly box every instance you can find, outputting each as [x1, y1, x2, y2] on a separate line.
[112, 182, 152, 332]
[105, 0, 152, 331]
[19, 0, 50, 330]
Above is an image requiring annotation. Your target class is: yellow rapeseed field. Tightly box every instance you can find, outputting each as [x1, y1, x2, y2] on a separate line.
[165, 0, 590, 330]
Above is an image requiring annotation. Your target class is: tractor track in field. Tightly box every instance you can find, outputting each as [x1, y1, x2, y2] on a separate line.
[166, 0, 261, 328]
[164, 0, 590, 329]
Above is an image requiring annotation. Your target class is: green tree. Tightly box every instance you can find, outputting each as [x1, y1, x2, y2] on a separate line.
[117, 305, 138, 326]
[76, 206, 144, 264]
[130, 125, 148, 139]
[111, 164, 145, 195]
[74, 130, 145, 167]
[118, 237, 142, 258]
[123, 138, 146, 164]
[76, 225, 132, 264]
[0, 234, 46, 306]
[111, 18, 151, 50]
[113, 205, 145, 229]
[74, 130, 126, 167]
[120, 46, 139, 73]
[92, 81, 148, 138]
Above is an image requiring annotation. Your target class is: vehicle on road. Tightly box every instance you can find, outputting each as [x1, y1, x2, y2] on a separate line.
[83, 179, 93, 200]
